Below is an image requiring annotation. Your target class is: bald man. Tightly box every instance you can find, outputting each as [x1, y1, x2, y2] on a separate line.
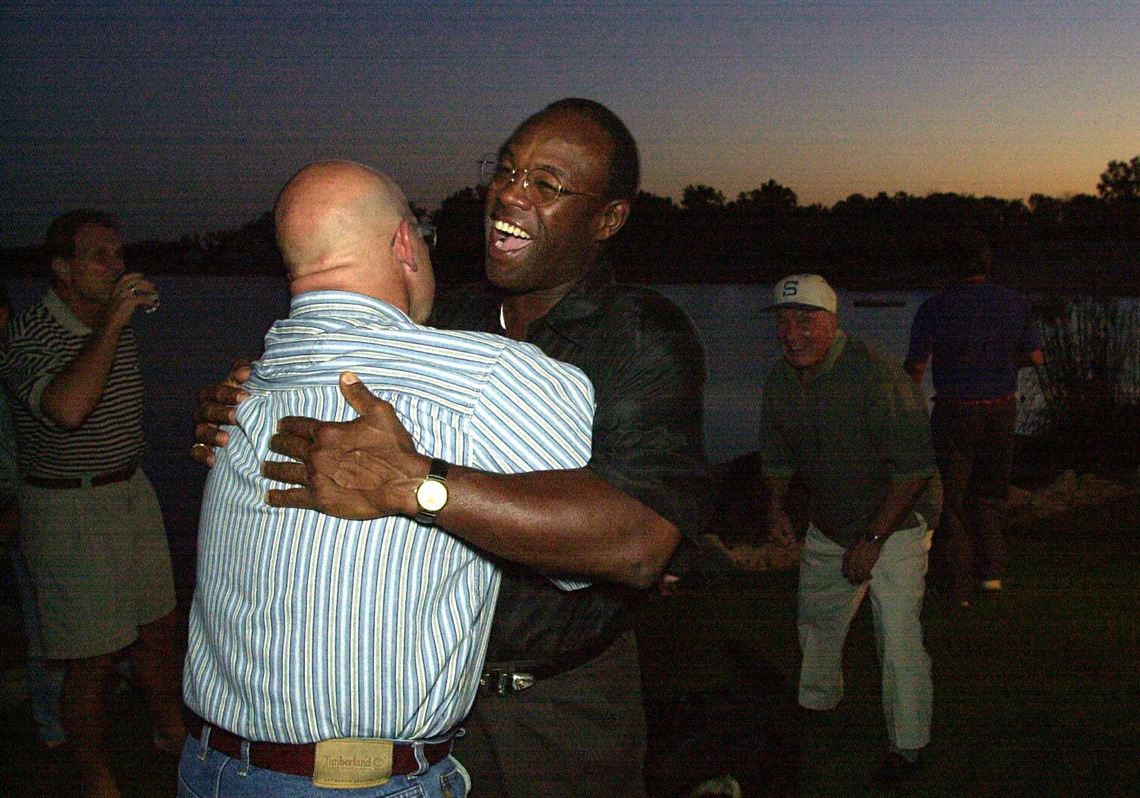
[178, 161, 595, 798]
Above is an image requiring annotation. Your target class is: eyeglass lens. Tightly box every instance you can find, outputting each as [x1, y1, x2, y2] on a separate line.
[480, 158, 564, 206]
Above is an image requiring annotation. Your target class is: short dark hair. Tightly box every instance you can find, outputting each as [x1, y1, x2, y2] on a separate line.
[946, 227, 992, 280]
[43, 209, 119, 262]
[507, 98, 640, 202]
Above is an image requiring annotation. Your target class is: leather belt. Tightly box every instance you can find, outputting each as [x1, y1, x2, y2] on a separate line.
[933, 394, 1015, 405]
[480, 634, 617, 696]
[193, 717, 452, 779]
[24, 464, 137, 490]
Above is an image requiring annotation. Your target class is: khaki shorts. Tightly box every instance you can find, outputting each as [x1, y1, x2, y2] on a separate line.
[18, 470, 175, 659]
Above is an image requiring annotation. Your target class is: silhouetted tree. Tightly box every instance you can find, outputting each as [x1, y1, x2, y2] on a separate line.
[680, 184, 726, 211]
[429, 186, 485, 285]
[1097, 156, 1140, 204]
[612, 191, 682, 282]
[732, 180, 798, 211]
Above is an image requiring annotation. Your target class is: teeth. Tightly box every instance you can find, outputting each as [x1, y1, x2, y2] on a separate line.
[494, 220, 531, 239]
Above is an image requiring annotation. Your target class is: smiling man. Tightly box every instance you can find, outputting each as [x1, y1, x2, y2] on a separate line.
[426, 99, 712, 797]
[195, 98, 713, 796]
[759, 274, 941, 789]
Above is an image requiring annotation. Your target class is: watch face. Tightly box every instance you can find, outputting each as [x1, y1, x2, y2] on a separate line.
[417, 479, 448, 512]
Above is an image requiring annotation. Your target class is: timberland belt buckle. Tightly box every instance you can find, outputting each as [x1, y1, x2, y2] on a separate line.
[312, 738, 394, 789]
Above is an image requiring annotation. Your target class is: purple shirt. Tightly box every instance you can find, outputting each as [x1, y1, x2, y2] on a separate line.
[906, 280, 1041, 400]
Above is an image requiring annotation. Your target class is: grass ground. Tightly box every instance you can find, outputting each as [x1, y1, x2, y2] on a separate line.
[637, 493, 1140, 798]
[0, 495, 1136, 797]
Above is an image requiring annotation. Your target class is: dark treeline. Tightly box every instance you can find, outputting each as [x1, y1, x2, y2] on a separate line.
[3, 157, 1138, 293]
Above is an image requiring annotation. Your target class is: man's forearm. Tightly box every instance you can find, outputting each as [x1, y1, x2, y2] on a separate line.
[866, 476, 929, 541]
[1016, 348, 1044, 368]
[764, 475, 791, 516]
[437, 464, 679, 590]
[41, 324, 122, 429]
[903, 358, 926, 385]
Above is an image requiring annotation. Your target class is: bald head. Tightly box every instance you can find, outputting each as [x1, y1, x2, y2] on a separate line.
[274, 160, 434, 321]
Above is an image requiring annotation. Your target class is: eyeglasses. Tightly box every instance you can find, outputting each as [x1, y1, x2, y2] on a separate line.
[415, 219, 436, 250]
[478, 154, 603, 207]
[391, 218, 437, 250]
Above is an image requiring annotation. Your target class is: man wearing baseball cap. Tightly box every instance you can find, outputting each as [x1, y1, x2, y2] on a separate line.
[758, 274, 941, 788]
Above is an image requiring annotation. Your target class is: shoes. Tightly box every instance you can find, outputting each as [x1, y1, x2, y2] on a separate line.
[927, 583, 970, 608]
[981, 578, 1003, 592]
[869, 751, 922, 789]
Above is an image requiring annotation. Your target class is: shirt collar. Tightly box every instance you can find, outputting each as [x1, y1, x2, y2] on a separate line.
[44, 288, 93, 336]
[289, 290, 415, 326]
[779, 329, 848, 384]
[490, 261, 614, 345]
[519, 261, 616, 343]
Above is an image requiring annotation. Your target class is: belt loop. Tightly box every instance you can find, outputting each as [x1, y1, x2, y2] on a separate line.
[197, 725, 211, 761]
[238, 739, 251, 776]
[411, 741, 429, 777]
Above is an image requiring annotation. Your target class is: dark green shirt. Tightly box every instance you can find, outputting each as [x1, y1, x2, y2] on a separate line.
[759, 331, 940, 547]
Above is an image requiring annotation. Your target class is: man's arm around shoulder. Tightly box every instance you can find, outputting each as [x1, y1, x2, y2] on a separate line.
[265, 373, 678, 590]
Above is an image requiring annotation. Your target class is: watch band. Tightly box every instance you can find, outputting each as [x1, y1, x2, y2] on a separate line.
[413, 458, 450, 526]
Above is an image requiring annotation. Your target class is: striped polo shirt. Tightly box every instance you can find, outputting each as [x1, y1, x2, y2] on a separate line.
[183, 291, 594, 743]
[0, 289, 144, 478]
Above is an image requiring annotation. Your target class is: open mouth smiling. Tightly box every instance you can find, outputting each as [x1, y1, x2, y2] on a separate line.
[490, 219, 533, 254]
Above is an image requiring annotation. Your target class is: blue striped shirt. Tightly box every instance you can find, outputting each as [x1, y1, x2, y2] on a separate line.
[183, 291, 594, 743]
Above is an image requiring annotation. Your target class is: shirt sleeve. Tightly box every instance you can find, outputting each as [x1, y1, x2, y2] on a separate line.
[1, 320, 63, 426]
[1017, 295, 1043, 354]
[471, 343, 596, 591]
[469, 342, 595, 473]
[758, 367, 796, 480]
[866, 358, 937, 482]
[905, 300, 934, 365]
[586, 302, 714, 544]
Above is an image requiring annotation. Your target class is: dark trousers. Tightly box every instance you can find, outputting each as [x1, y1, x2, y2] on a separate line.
[454, 630, 647, 798]
[930, 397, 1016, 601]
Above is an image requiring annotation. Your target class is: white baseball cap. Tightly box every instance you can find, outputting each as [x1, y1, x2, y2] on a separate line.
[767, 274, 838, 314]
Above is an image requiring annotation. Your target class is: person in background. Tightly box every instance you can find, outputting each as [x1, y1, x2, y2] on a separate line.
[1, 281, 67, 751]
[904, 229, 1043, 606]
[0, 211, 184, 798]
[193, 98, 713, 797]
[760, 274, 940, 789]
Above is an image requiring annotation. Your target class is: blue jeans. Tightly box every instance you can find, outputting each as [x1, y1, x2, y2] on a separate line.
[9, 542, 66, 746]
[177, 735, 470, 798]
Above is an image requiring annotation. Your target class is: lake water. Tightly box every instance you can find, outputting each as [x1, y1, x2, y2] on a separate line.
[5, 276, 1134, 554]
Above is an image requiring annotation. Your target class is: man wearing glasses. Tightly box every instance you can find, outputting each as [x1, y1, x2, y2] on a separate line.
[181, 160, 595, 798]
[196, 99, 712, 796]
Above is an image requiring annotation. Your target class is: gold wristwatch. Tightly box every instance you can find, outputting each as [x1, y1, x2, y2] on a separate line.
[413, 458, 449, 526]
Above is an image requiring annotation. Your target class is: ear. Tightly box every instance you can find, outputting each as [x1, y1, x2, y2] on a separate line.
[49, 257, 71, 284]
[594, 199, 630, 243]
[392, 219, 420, 273]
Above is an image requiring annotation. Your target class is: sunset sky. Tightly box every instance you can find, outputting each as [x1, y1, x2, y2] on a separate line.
[3, 1, 1138, 246]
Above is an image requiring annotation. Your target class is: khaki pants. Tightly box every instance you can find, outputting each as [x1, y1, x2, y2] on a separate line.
[18, 470, 175, 659]
[797, 521, 933, 750]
